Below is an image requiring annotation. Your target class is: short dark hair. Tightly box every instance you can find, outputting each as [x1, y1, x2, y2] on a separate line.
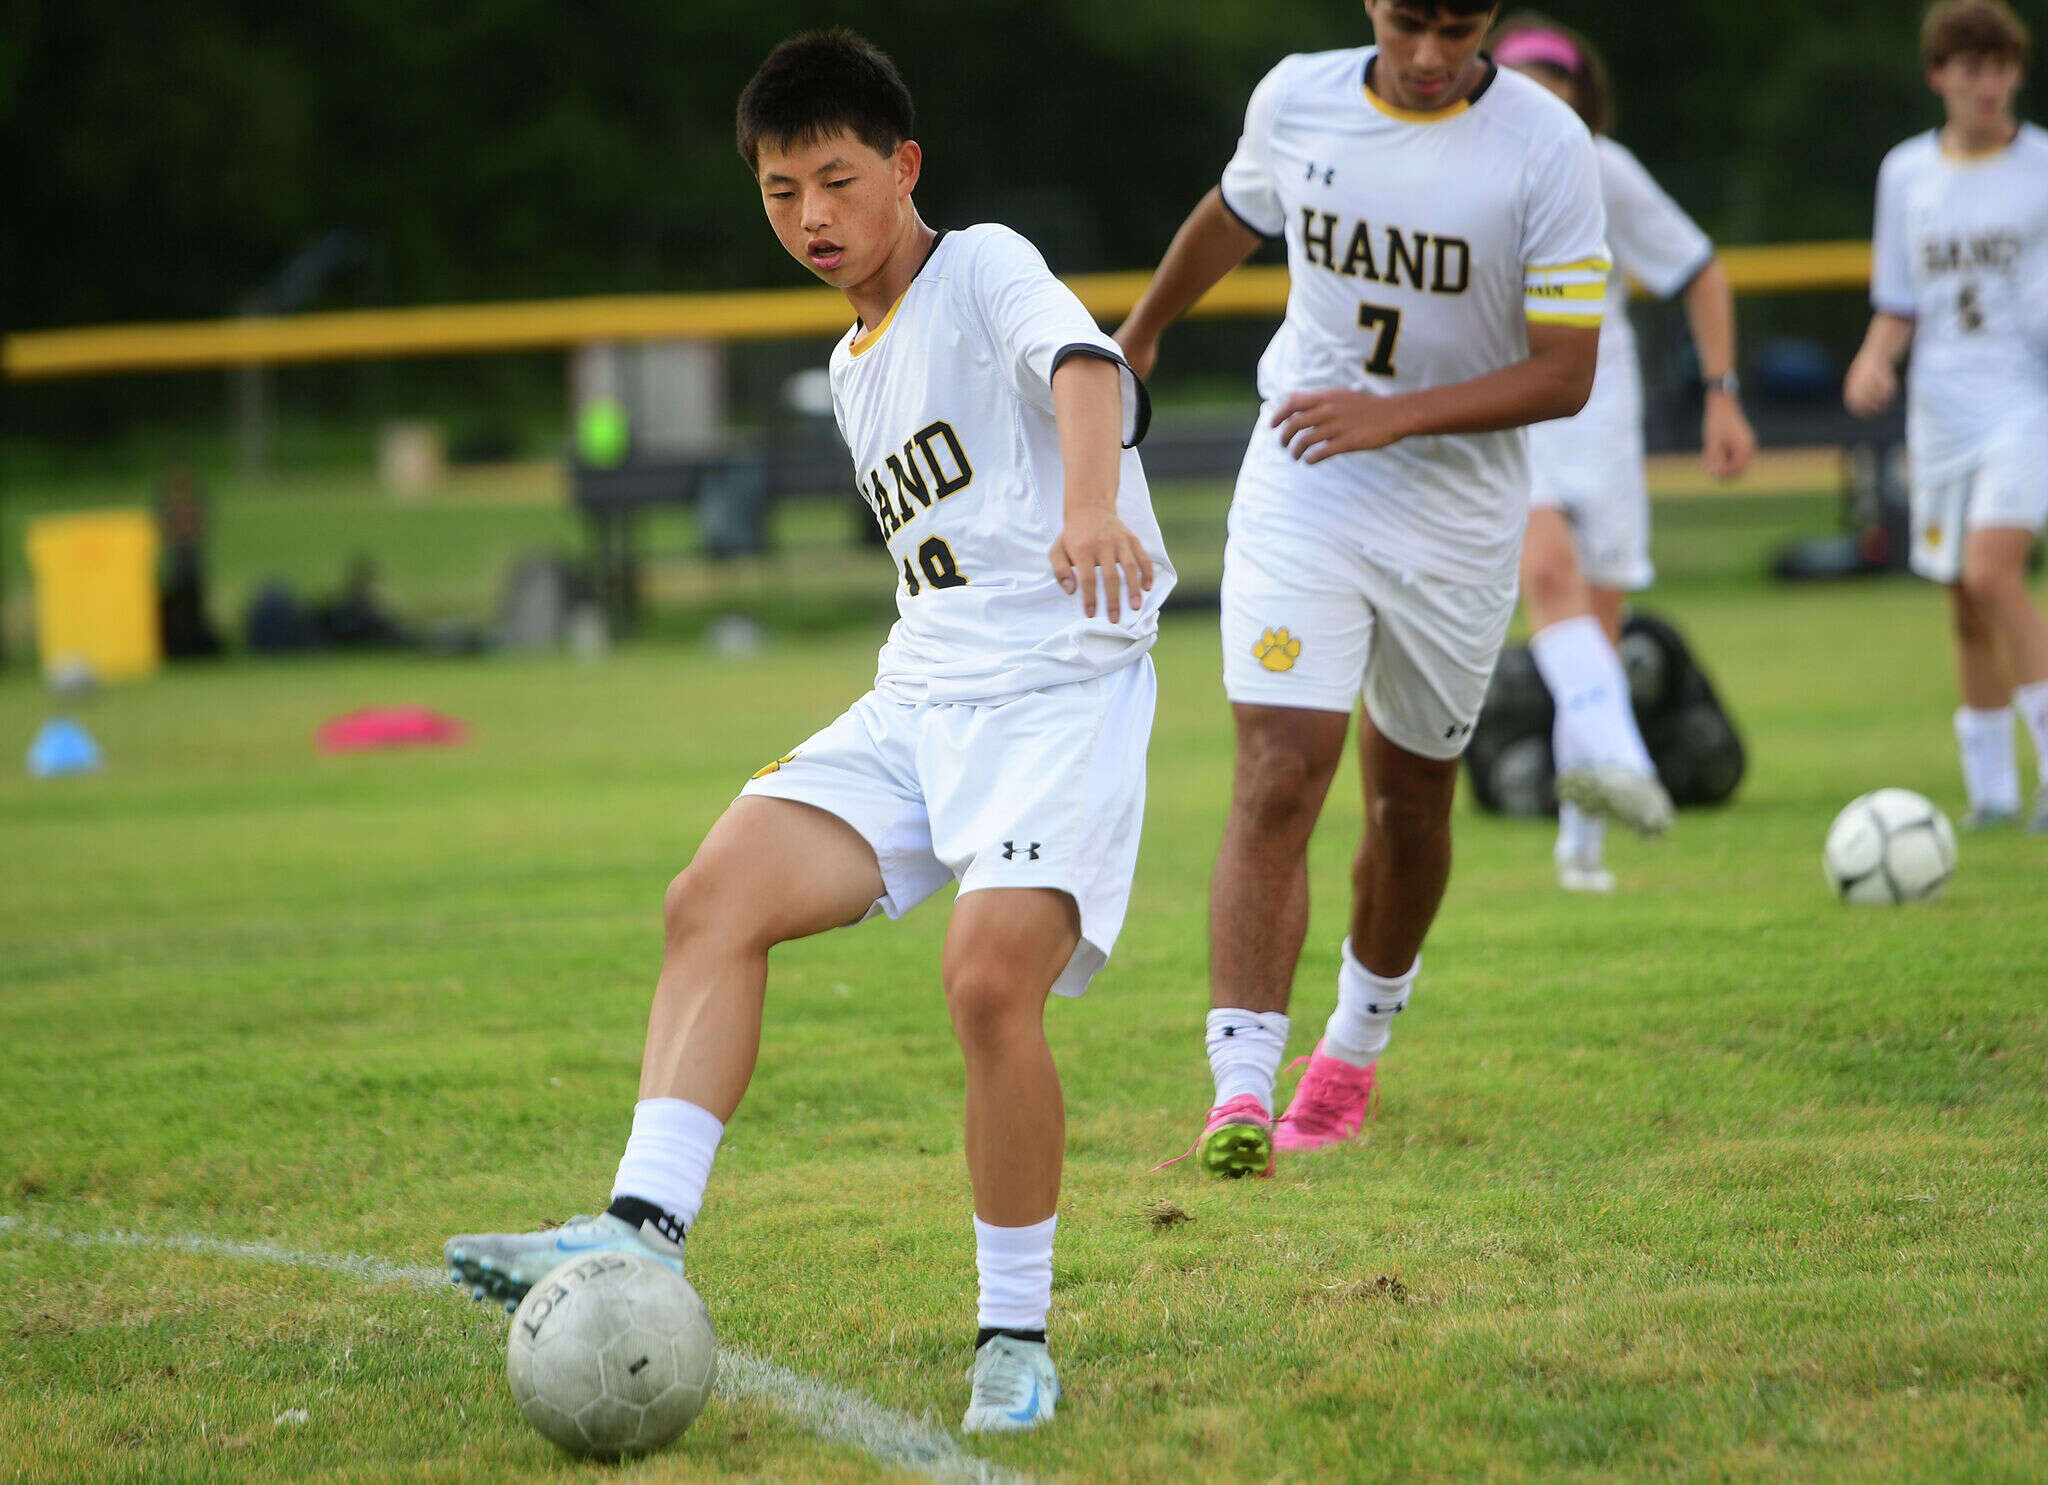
[1387, 0, 1500, 16]
[1920, 0, 2032, 69]
[736, 29, 915, 171]
[1490, 11, 1613, 135]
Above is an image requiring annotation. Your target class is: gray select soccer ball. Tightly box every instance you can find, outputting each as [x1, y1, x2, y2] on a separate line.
[506, 1251, 716, 1458]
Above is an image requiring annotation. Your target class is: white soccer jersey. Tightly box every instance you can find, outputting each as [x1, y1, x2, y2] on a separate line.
[1526, 134, 1713, 554]
[828, 225, 1175, 704]
[1219, 47, 1609, 583]
[1589, 136, 1713, 400]
[1871, 123, 2048, 479]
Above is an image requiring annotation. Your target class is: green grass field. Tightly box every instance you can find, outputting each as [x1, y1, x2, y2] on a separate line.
[4, 479, 2047, 1481]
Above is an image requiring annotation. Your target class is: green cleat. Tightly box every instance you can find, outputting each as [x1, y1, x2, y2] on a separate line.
[1153, 1094, 1275, 1178]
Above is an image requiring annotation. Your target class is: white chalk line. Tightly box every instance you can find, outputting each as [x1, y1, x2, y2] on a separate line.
[0, 1215, 1027, 1485]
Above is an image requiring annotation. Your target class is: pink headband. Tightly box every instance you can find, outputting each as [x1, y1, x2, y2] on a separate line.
[1494, 29, 1585, 75]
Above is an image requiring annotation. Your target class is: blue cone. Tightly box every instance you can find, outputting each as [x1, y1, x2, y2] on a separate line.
[27, 718, 103, 778]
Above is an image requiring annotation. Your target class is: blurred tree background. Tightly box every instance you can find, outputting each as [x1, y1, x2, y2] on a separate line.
[1, 0, 2025, 442]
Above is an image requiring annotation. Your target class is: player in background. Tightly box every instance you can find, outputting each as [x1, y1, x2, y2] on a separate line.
[1846, 0, 2048, 830]
[1116, 0, 1605, 1176]
[448, 29, 1174, 1432]
[1493, 13, 1759, 892]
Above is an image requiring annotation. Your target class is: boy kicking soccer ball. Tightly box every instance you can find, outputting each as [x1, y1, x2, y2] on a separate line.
[446, 29, 1172, 1434]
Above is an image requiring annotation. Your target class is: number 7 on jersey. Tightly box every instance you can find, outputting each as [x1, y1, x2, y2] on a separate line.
[1357, 302, 1402, 378]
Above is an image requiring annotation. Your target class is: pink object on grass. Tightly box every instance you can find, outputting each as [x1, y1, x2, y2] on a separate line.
[318, 706, 469, 753]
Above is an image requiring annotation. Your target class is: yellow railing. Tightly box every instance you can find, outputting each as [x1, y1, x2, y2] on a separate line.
[3, 240, 1871, 382]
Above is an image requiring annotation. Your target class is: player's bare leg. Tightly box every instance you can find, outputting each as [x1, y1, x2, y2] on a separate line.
[1954, 529, 2048, 828]
[944, 886, 1077, 1432]
[1520, 506, 1594, 634]
[1522, 507, 1671, 870]
[1349, 718, 1459, 977]
[1948, 580, 2013, 710]
[1962, 529, 2048, 687]
[1588, 585, 1627, 646]
[1277, 716, 1456, 1153]
[1209, 704, 1351, 1012]
[639, 798, 883, 1116]
[1179, 705, 1348, 1175]
[944, 887, 1075, 1225]
[446, 798, 882, 1306]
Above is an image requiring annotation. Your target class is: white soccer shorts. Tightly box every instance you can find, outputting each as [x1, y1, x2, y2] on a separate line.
[738, 658, 1156, 997]
[1220, 529, 1518, 761]
[1909, 427, 2048, 585]
[1526, 371, 1655, 592]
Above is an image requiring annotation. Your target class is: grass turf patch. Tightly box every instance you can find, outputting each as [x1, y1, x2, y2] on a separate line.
[3, 542, 2046, 1478]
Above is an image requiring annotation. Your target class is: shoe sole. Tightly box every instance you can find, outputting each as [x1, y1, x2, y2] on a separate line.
[1196, 1123, 1273, 1178]
[963, 1411, 1055, 1434]
[1556, 771, 1673, 836]
[1557, 867, 1615, 894]
[446, 1249, 538, 1311]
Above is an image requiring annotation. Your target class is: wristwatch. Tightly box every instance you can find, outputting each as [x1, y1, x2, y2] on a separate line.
[1703, 372, 1741, 398]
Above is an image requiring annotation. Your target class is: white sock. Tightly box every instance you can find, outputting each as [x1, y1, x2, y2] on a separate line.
[1205, 1008, 1290, 1114]
[974, 1215, 1056, 1332]
[1532, 615, 1654, 775]
[1555, 800, 1605, 867]
[611, 1098, 725, 1231]
[1954, 706, 2020, 813]
[1320, 939, 1417, 1069]
[2014, 681, 2048, 790]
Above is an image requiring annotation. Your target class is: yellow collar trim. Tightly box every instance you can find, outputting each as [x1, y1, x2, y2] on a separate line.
[849, 290, 909, 357]
[1939, 128, 2019, 163]
[1362, 83, 1472, 124]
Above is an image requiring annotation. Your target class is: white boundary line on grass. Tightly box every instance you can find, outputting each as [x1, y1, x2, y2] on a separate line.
[0, 1215, 1028, 1485]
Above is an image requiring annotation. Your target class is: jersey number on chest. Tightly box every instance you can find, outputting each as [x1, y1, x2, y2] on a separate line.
[1357, 302, 1403, 377]
[901, 535, 967, 596]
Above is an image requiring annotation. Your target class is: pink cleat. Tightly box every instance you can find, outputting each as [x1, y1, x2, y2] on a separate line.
[1153, 1094, 1274, 1178]
[1273, 1043, 1379, 1153]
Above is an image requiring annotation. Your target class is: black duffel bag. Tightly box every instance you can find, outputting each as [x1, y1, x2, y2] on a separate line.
[1465, 610, 1745, 816]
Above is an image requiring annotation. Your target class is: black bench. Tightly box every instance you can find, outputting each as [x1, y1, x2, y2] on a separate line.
[571, 419, 1260, 629]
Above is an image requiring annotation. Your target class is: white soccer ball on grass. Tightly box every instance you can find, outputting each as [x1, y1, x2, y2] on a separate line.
[506, 1251, 717, 1458]
[1822, 788, 1957, 905]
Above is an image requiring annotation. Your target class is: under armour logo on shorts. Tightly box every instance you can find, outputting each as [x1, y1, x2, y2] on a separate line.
[1002, 841, 1041, 861]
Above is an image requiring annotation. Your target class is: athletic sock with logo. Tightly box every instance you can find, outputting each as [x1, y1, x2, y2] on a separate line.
[1205, 1008, 1291, 1115]
[1531, 614, 1654, 774]
[974, 1214, 1056, 1334]
[1556, 799, 1605, 867]
[2013, 681, 2048, 790]
[1954, 705, 2020, 813]
[609, 1097, 724, 1240]
[1320, 939, 1416, 1070]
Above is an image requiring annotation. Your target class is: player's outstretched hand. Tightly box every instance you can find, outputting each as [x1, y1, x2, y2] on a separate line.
[1113, 325, 1159, 381]
[1843, 352, 1898, 419]
[1270, 389, 1413, 463]
[1702, 395, 1758, 480]
[1051, 508, 1155, 622]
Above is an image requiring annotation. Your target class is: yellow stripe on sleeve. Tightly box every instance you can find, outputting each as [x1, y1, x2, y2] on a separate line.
[1526, 256, 1612, 276]
[1525, 306, 1605, 327]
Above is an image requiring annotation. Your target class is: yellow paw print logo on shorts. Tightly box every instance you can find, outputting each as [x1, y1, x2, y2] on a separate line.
[1253, 628, 1303, 673]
